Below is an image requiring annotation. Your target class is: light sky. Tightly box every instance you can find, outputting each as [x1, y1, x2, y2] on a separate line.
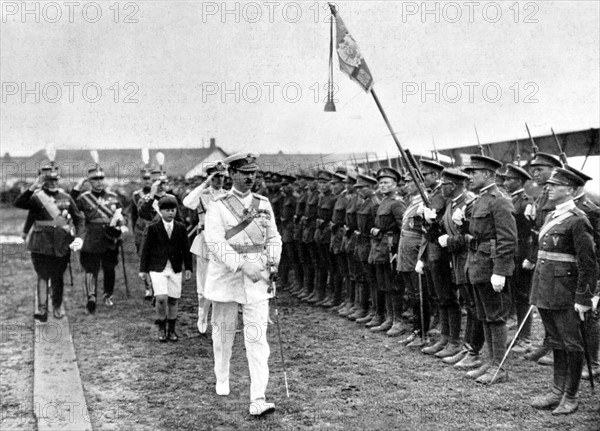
[1, 1, 599, 158]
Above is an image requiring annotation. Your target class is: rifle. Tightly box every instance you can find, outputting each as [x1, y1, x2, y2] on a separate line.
[432, 136, 439, 162]
[515, 140, 521, 167]
[365, 152, 371, 175]
[525, 123, 539, 155]
[474, 124, 484, 156]
[404, 149, 426, 184]
[551, 128, 568, 165]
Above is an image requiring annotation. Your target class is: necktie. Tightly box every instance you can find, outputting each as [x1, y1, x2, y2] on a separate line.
[166, 224, 172, 238]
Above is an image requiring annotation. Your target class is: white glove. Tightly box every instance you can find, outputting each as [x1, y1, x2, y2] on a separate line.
[524, 203, 536, 221]
[438, 234, 449, 248]
[423, 207, 437, 223]
[490, 274, 505, 292]
[120, 226, 129, 234]
[522, 259, 535, 270]
[110, 208, 124, 227]
[370, 227, 380, 236]
[416, 203, 425, 216]
[415, 260, 424, 275]
[592, 296, 599, 312]
[69, 238, 83, 252]
[452, 207, 464, 226]
[575, 303, 592, 321]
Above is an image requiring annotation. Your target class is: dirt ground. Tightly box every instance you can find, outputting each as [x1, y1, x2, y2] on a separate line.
[1, 205, 599, 430]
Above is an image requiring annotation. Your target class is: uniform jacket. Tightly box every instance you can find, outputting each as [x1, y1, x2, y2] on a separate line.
[510, 189, 534, 261]
[130, 187, 150, 245]
[293, 189, 307, 241]
[76, 189, 125, 254]
[466, 183, 517, 284]
[398, 194, 425, 272]
[331, 191, 349, 254]
[269, 190, 284, 228]
[369, 192, 405, 265]
[355, 194, 379, 262]
[574, 193, 600, 295]
[182, 184, 226, 257]
[203, 190, 282, 304]
[302, 190, 319, 243]
[530, 200, 598, 309]
[280, 190, 297, 243]
[343, 193, 361, 255]
[530, 187, 554, 264]
[441, 191, 475, 284]
[139, 219, 192, 273]
[420, 183, 449, 262]
[15, 188, 84, 257]
[315, 190, 338, 245]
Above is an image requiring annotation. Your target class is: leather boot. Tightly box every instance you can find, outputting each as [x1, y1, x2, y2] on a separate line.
[476, 322, 508, 384]
[157, 319, 167, 342]
[532, 349, 567, 410]
[525, 344, 550, 361]
[455, 351, 484, 370]
[422, 335, 448, 355]
[350, 282, 370, 321]
[84, 273, 97, 314]
[442, 346, 468, 365]
[34, 278, 49, 322]
[386, 293, 406, 336]
[371, 293, 394, 332]
[435, 341, 463, 358]
[166, 319, 179, 342]
[365, 314, 384, 328]
[466, 362, 490, 379]
[552, 351, 584, 415]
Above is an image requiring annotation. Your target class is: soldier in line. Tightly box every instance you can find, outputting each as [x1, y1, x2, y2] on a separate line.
[353, 174, 380, 323]
[15, 165, 84, 320]
[289, 172, 311, 297]
[338, 171, 362, 318]
[76, 166, 128, 313]
[181, 161, 227, 334]
[565, 165, 600, 380]
[278, 174, 297, 290]
[397, 174, 430, 347]
[203, 152, 282, 416]
[130, 168, 154, 299]
[369, 167, 406, 334]
[327, 169, 349, 309]
[523, 153, 564, 365]
[439, 169, 484, 370]
[299, 172, 320, 303]
[462, 155, 517, 384]
[529, 168, 598, 415]
[501, 164, 536, 354]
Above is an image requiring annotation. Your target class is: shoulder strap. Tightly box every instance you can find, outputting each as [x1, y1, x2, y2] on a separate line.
[34, 190, 63, 220]
[538, 211, 575, 240]
[223, 195, 263, 242]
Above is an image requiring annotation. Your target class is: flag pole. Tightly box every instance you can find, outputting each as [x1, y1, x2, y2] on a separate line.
[369, 88, 430, 206]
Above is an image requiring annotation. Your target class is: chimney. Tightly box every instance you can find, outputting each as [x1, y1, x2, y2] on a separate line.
[209, 138, 216, 150]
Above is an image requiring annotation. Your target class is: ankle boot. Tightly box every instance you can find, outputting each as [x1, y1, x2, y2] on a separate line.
[552, 350, 584, 415]
[157, 319, 167, 342]
[532, 349, 567, 410]
[167, 319, 179, 342]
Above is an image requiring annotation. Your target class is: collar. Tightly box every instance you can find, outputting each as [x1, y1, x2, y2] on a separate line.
[479, 183, 495, 195]
[573, 192, 585, 202]
[162, 219, 174, 227]
[511, 188, 525, 197]
[231, 186, 251, 199]
[553, 199, 576, 218]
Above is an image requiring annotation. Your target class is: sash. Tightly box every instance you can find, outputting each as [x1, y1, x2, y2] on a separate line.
[538, 210, 574, 240]
[222, 195, 263, 242]
[34, 190, 62, 221]
[81, 192, 115, 221]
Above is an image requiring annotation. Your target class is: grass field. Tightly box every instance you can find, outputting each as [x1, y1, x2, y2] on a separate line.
[1, 205, 598, 430]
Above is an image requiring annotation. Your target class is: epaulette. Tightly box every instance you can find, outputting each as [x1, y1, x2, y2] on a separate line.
[252, 193, 269, 201]
[570, 207, 587, 218]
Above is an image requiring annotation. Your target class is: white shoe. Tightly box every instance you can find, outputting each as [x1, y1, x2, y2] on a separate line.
[197, 319, 207, 335]
[249, 399, 275, 416]
[216, 381, 230, 396]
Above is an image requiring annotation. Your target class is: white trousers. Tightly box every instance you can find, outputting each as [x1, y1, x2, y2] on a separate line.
[211, 300, 270, 401]
[196, 256, 211, 333]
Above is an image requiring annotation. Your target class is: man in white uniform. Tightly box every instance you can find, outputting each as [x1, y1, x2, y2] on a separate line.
[204, 152, 282, 416]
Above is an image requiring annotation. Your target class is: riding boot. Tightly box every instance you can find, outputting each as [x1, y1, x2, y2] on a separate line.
[532, 349, 567, 410]
[371, 292, 393, 332]
[552, 350, 584, 415]
[34, 278, 49, 322]
[84, 273, 98, 314]
[386, 292, 406, 337]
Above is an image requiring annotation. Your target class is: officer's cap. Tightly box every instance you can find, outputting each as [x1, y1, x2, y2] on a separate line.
[545, 168, 585, 188]
[87, 166, 105, 180]
[354, 174, 378, 188]
[224, 152, 260, 172]
[40, 164, 60, 180]
[296, 169, 316, 180]
[376, 167, 401, 183]
[317, 170, 333, 181]
[464, 155, 503, 172]
[529, 152, 563, 169]
[140, 168, 151, 179]
[206, 160, 227, 176]
[420, 159, 445, 174]
[345, 170, 358, 184]
[565, 165, 592, 184]
[331, 172, 346, 183]
[158, 194, 178, 209]
[271, 173, 282, 182]
[504, 164, 532, 182]
[440, 168, 469, 185]
[280, 174, 296, 185]
[335, 166, 347, 175]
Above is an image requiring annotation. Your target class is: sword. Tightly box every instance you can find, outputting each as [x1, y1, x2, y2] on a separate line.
[418, 273, 425, 339]
[119, 241, 130, 298]
[489, 304, 534, 385]
[580, 312, 595, 391]
[267, 257, 290, 398]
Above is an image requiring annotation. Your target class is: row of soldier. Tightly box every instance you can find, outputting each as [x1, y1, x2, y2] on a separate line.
[15, 150, 599, 416]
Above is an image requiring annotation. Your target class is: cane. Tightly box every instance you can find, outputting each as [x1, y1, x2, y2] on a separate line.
[579, 311, 595, 392]
[120, 242, 130, 298]
[489, 304, 534, 385]
[68, 255, 74, 287]
[418, 273, 425, 340]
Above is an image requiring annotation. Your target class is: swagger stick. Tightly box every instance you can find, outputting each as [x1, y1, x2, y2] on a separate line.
[580, 312, 595, 391]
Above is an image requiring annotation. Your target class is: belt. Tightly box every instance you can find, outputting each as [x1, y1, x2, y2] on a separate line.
[229, 244, 264, 254]
[468, 238, 490, 251]
[401, 231, 422, 240]
[537, 251, 576, 263]
[35, 220, 67, 227]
